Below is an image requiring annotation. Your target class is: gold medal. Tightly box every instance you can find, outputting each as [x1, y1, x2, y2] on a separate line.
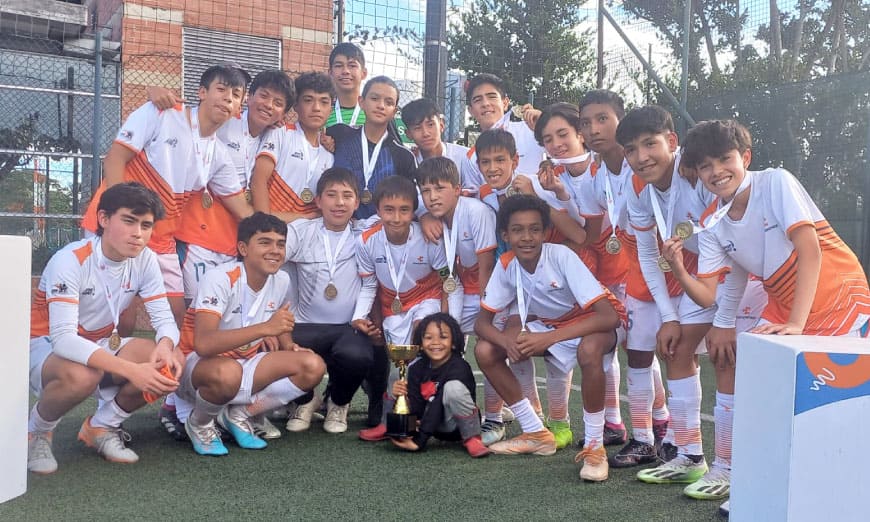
[391, 297, 403, 315]
[201, 191, 214, 209]
[505, 186, 519, 198]
[244, 188, 252, 203]
[361, 189, 373, 204]
[300, 187, 315, 204]
[109, 330, 122, 351]
[605, 235, 622, 255]
[511, 105, 525, 119]
[675, 221, 694, 240]
[324, 282, 338, 300]
[657, 255, 672, 272]
[442, 276, 457, 294]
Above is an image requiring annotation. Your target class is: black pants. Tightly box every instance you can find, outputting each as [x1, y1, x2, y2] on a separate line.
[292, 323, 374, 406]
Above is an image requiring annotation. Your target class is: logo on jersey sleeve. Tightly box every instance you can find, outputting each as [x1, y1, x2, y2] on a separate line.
[231, 305, 241, 314]
[164, 137, 178, 148]
[51, 282, 69, 295]
[291, 151, 304, 160]
[119, 129, 133, 140]
[81, 287, 95, 296]
[202, 296, 219, 306]
[375, 255, 387, 264]
[227, 141, 240, 151]
[548, 280, 562, 291]
[263, 142, 275, 151]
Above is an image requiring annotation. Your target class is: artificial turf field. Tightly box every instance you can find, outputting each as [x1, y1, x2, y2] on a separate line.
[3, 349, 726, 521]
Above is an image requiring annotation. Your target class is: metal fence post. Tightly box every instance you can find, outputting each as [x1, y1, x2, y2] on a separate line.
[680, 0, 692, 133]
[91, 25, 103, 193]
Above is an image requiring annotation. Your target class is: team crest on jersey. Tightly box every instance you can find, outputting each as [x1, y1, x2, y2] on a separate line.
[227, 141, 240, 151]
[231, 305, 241, 314]
[51, 282, 69, 295]
[202, 296, 219, 306]
[291, 151, 304, 160]
[375, 255, 387, 264]
[414, 256, 425, 264]
[724, 240, 736, 253]
[119, 129, 133, 140]
[549, 281, 561, 290]
[80, 287, 95, 296]
[164, 137, 178, 148]
[267, 301, 276, 310]
[263, 142, 275, 151]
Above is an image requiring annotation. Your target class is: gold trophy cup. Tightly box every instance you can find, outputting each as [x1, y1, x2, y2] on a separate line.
[385, 343, 421, 438]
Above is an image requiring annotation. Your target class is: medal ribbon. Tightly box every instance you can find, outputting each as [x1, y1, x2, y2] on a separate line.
[443, 200, 461, 278]
[335, 100, 361, 126]
[189, 106, 216, 192]
[239, 265, 270, 328]
[515, 259, 538, 332]
[360, 129, 388, 194]
[322, 224, 352, 285]
[92, 238, 131, 335]
[701, 172, 752, 230]
[549, 152, 591, 166]
[384, 228, 411, 298]
[242, 111, 266, 187]
[303, 129, 322, 194]
[603, 167, 621, 241]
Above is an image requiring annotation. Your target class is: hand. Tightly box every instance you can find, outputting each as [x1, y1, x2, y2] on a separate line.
[538, 164, 569, 200]
[501, 331, 526, 363]
[512, 175, 534, 196]
[320, 133, 336, 153]
[515, 330, 553, 358]
[128, 361, 178, 397]
[263, 336, 280, 352]
[679, 164, 699, 185]
[391, 379, 408, 397]
[419, 213, 444, 243]
[353, 318, 384, 344]
[151, 337, 182, 378]
[521, 104, 541, 130]
[706, 326, 737, 368]
[264, 303, 295, 336]
[288, 343, 314, 353]
[751, 322, 804, 335]
[661, 237, 687, 273]
[656, 321, 681, 361]
[145, 86, 183, 111]
[389, 436, 420, 452]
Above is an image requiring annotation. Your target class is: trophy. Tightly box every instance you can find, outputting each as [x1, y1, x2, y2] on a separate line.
[385, 342, 421, 438]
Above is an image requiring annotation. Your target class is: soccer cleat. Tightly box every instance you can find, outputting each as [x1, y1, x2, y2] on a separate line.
[158, 404, 188, 442]
[546, 419, 574, 449]
[185, 419, 229, 456]
[575, 442, 609, 482]
[658, 441, 678, 463]
[218, 406, 267, 450]
[286, 394, 323, 432]
[463, 436, 491, 458]
[480, 420, 506, 446]
[653, 417, 669, 444]
[323, 398, 350, 434]
[250, 414, 282, 440]
[718, 500, 730, 518]
[358, 423, 388, 441]
[501, 406, 516, 423]
[488, 430, 557, 456]
[268, 404, 295, 422]
[683, 465, 731, 500]
[637, 454, 708, 484]
[603, 421, 628, 446]
[610, 438, 657, 468]
[28, 431, 58, 474]
[77, 416, 139, 464]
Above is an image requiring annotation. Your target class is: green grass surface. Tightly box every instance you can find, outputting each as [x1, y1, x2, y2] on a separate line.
[3, 352, 724, 521]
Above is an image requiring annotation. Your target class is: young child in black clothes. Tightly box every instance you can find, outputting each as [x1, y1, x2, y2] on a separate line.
[389, 313, 489, 458]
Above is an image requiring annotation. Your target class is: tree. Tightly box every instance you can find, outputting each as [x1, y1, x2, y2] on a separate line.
[448, 0, 597, 109]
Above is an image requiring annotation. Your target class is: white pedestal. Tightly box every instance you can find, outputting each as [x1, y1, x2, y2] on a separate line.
[731, 333, 870, 521]
[0, 236, 31, 503]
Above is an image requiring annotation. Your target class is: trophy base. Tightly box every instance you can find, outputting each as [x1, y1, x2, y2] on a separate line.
[386, 412, 417, 438]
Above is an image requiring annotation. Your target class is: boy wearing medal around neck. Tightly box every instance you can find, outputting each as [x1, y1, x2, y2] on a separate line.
[326, 43, 368, 128]
[353, 176, 459, 442]
[574, 92, 671, 466]
[660, 119, 869, 502]
[175, 212, 326, 456]
[281, 167, 377, 434]
[27, 183, 183, 475]
[326, 76, 417, 222]
[251, 72, 335, 224]
[475, 195, 625, 483]
[80, 65, 251, 327]
[532, 101, 627, 451]
[622, 106, 765, 487]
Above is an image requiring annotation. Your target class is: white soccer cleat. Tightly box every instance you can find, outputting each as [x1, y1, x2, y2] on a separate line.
[77, 416, 139, 464]
[28, 431, 58, 474]
[250, 414, 282, 440]
[285, 394, 323, 432]
[323, 398, 350, 434]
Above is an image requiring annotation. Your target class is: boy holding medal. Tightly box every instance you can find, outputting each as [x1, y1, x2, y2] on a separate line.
[28, 183, 183, 474]
[281, 167, 375, 434]
[251, 72, 335, 223]
[475, 195, 625, 483]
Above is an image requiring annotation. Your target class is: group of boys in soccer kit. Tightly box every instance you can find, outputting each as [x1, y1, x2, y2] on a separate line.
[26, 41, 870, 513]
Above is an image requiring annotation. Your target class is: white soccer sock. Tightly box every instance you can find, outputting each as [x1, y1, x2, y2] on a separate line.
[626, 366, 655, 444]
[246, 378, 306, 416]
[511, 358, 543, 415]
[604, 351, 623, 425]
[509, 398, 545, 433]
[545, 360, 572, 422]
[713, 392, 734, 469]
[90, 398, 132, 429]
[583, 408, 606, 448]
[668, 373, 703, 456]
[190, 390, 225, 426]
[483, 378, 504, 423]
[164, 392, 177, 408]
[28, 403, 61, 433]
[651, 356, 670, 421]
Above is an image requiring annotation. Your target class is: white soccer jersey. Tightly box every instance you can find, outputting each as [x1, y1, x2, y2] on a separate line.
[481, 243, 626, 327]
[697, 168, 870, 335]
[353, 222, 447, 320]
[415, 142, 485, 195]
[217, 109, 267, 187]
[576, 158, 634, 232]
[183, 261, 291, 359]
[257, 124, 334, 214]
[469, 120, 546, 178]
[446, 196, 498, 295]
[31, 237, 179, 365]
[285, 218, 360, 324]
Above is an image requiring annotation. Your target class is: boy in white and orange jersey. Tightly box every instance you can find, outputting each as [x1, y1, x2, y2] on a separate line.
[176, 212, 326, 456]
[353, 176, 455, 442]
[81, 65, 250, 326]
[475, 195, 625, 484]
[661, 119, 869, 503]
[251, 72, 335, 224]
[27, 183, 182, 474]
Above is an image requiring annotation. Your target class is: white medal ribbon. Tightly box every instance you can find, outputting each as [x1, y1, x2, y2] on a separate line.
[550, 152, 591, 166]
[443, 200, 461, 278]
[189, 106, 216, 191]
[492, 111, 512, 130]
[92, 238, 131, 334]
[494, 174, 518, 196]
[304, 132, 322, 193]
[239, 265, 270, 328]
[603, 167, 621, 240]
[649, 174, 679, 242]
[515, 259, 537, 332]
[361, 129, 388, 194]
[322, 224, 352, 284]
[335, 100, 361, 126]
[701, 172, 752, 230]
[243, 113, 266, 187]
[384, 228, 411, 297]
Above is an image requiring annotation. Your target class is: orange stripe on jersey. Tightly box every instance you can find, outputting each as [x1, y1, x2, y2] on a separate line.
[78, 323, 114, 343]
[31, 289, 49, 338]
[457, 262, 481, 294]
[539, 290, 627, 330]
[498, 251, 517, 269]
[622, 233, 691, 301]
[362, 222, 384, 244]
[127, 152, 178, 214]
[379, 271, 442, 317]
[46, 297, 79, 305]
[175, 193, 240, 256]
[631, 175, 646, 196]
[178, 307, 197, 355]
[587, 226, 628, 287]
[72, 241, 93, 265]
[227, 265, 242, 288]
[700, 198, 719, 227]
[268, 171, 318, 214]
[478, 184, 494, 200]
[466, 147, 475, 159]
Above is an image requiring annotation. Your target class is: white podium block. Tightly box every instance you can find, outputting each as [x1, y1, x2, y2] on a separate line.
[0, 236, 31, 503]
[731, 333, 870, 521]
